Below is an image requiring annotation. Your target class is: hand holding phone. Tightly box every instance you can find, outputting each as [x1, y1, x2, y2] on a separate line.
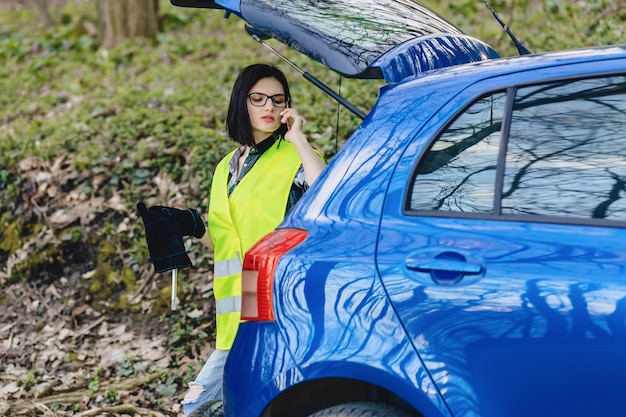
[285, 106, 292, 130]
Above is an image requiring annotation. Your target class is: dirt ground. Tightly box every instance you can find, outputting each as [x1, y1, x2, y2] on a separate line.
[0, 272, 208, 417]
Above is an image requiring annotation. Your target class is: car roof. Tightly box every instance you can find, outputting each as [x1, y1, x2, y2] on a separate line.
[396, 45, 626, 92]
[364, 45, 626, 127]
[170, 0, 500, 83]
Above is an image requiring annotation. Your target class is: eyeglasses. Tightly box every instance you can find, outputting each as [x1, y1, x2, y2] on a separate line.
[247, 92, 289, 108]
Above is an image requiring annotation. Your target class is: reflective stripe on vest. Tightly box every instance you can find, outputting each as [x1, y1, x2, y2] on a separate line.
[215, 295, 241, 315]
[214, 257, 241, 279]
[208, 138, 304, 350]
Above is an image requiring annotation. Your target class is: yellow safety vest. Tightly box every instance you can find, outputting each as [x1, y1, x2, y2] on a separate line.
[208, 139, 302, 350]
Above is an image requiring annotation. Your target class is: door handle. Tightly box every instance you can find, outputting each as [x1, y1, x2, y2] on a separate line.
[406, 258, 482, 274]
[405, 248, 485, 286]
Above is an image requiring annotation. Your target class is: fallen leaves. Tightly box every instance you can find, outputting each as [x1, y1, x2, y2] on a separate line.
[3, 375, 163, 417]
[0, 276, 192, 416]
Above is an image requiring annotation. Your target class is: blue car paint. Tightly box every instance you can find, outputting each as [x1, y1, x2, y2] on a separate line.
[224, 322, 306, 416]
[376, 52, 626, 416]
[213, 0, 240, 16]
[371, 34, 500, 83]
[378, 218, 626, 416]
[224, 47, 626, 417]
[226, 262, 449, 417]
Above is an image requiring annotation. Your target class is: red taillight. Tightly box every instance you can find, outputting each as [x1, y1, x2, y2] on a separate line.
[241, 228, 308, 321]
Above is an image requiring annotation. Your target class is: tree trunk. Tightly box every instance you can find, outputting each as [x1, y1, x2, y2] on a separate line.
[34, 0, 54, 28]
[97, 0, 160, 49]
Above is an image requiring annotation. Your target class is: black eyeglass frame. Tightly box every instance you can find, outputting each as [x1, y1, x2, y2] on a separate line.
[247, 92, 289, 108]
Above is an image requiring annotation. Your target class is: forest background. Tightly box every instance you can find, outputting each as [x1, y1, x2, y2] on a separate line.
[1, 0, 625, 416]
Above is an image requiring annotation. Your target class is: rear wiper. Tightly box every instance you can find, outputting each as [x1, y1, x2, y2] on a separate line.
[246, 27, 367, 120]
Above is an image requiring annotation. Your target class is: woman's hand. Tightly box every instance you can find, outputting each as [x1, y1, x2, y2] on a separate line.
[279, 107, 327, 185]
[280, 107, 306, 144]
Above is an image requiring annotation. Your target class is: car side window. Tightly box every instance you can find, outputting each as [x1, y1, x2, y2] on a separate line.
[410, 75, 626, 222]
[502, 76, 626, 220]
[409, 92, 507, 212]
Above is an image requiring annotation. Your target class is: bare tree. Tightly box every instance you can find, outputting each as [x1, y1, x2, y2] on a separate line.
[96, 0, 160, 49]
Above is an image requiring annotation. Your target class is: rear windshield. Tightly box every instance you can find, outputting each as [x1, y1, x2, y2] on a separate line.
[241, 0, 461, 77]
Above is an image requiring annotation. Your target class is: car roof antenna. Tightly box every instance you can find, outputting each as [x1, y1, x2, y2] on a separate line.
[248, 29, 367, 120]
[481, 0, 532, 55]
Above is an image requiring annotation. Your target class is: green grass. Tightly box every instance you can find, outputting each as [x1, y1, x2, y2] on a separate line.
[0, 1, 624, 413]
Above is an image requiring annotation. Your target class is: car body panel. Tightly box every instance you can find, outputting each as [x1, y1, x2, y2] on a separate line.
[226, 261, 449, 417]
[238, 0, 500, 80]
[371, 34, 500, 82]
[222, 46, 626, 417]
[376, 52, 626, 416]
[378, 217, 626, 416]
[224, 322, 306, 417]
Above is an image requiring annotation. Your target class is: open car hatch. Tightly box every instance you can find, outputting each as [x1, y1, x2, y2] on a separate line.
[170, 0, 500, 83]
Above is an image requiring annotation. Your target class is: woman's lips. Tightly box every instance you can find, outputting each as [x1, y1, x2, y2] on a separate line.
[261, 116, 275, 122]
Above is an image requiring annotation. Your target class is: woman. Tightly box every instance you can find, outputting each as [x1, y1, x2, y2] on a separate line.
[181, 63, 326, 416]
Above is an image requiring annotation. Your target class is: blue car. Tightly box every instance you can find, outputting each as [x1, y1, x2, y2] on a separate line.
[173, 1, 626, 416]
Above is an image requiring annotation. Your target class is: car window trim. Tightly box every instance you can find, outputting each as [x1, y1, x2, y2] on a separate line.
[493, 86, 517, 215]
[403, 209, 626, 229]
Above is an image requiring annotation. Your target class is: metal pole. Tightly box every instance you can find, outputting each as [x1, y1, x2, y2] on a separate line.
[250, 34, 367, 120]
[171, 269, 177, 310]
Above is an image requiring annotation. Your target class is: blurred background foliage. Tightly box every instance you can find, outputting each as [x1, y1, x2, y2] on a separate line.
[0, 0, 623, 413]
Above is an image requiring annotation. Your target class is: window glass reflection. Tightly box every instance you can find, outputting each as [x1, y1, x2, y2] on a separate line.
[410, 93, 506, 212]
[264, 0, 460, 51]
[503, 76, 626, 220]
